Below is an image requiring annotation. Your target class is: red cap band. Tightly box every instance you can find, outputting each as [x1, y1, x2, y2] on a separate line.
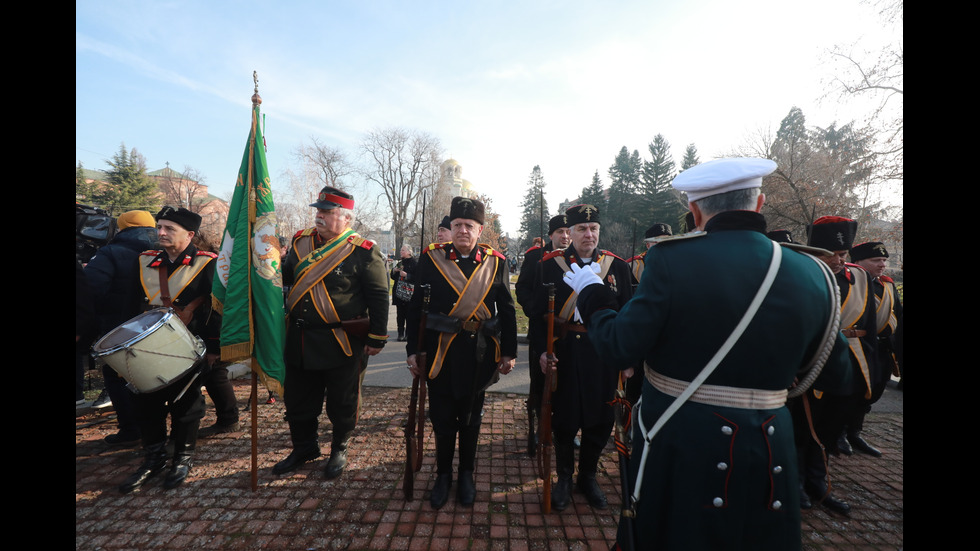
[319, 192, 355, 210]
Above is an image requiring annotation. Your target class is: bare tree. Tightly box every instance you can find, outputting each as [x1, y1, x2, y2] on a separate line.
[360, 127, 443, 251]
[825, 0, 903, 184]
[157, 164, 210, 212]
[277, 139, 388, 244]
[736, 108, 890, 245]
[295, 136, 356, 189]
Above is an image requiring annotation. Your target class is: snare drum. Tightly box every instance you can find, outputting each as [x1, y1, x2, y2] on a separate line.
[92, 308, 206, 393]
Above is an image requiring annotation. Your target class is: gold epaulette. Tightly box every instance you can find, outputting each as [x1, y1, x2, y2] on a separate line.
[599, 249, 625, 261]
[644, 230, 707, 245]
[294, 228, 316, 240]
[347, 234, 376, 250]
[479, 243, 506, 260]
[542, 248, 566, 261]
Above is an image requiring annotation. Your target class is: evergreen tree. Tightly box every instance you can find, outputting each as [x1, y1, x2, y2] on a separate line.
[681, 143, 700, 171]
[639, 134, 689, 234]
[606, 146, 643, 228]
[578, 170, 606, 209]
[603, 147, 644, 257]
[75, 161, 97, 202]
[517, 165, 549, 251]
[94, 143, 159, 215]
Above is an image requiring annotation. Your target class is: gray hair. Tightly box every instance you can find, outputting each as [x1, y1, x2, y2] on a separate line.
[337, 207, 355, 227]
[693, 188, 760, 217]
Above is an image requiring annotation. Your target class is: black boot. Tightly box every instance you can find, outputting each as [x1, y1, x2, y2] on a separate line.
[119, 442, 168, 494]
[457, 425, 480, 506]
[836, 433, 853, 455]
[576, 439, 608, 509]
[273, 419, 320, 475]
[576, 474, 608, 509]
[164, 420, 198, 489]
[430, 473, 452, 509]
[551, 439, 575, 511]
[847, 415, 881, 457]
[324, 437, 350, 479]
[164, 455, 193, 489]
[457, 470, 476, 506]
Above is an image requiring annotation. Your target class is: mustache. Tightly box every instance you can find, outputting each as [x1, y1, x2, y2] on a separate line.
[315, 219, 326, 227]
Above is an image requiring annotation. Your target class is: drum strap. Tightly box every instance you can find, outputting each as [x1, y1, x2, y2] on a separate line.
[158, 266, 206, 326]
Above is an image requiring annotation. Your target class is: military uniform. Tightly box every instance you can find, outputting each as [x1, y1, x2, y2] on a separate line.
[514, 241, 552, 455]
[580, 211, 850, 549]
[117, 213, 222, 492]
[574, 160, 851, 549]
[531, 228, 635, 511]
[279, 226, 389, 474]
[785, 216, 875, 516]
[406, 240, 517, 499]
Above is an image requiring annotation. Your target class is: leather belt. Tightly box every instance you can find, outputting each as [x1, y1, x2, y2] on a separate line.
[461, 319, 482, 332]
[561, 322, 587, 333]
[646, 369, 787, 410]
[841, 329, 867, 338]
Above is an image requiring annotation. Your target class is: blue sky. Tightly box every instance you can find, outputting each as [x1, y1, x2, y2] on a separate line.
[76, 0, 896, 235]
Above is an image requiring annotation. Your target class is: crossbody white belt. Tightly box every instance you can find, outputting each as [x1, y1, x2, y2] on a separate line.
[646, 368, 787, 410]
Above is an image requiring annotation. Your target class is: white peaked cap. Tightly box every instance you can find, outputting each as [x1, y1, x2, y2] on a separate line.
[672, 157, 777, 202]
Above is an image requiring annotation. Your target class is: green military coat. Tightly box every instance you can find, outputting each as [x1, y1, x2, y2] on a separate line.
[579, 211, 851, 551]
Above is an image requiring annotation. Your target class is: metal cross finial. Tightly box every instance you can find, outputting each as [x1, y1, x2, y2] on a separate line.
[251, 71, 262, 107]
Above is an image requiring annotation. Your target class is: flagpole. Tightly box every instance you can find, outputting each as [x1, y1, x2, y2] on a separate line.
[249, 73, 261, 492]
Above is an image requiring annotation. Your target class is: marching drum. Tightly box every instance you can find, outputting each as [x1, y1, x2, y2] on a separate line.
[92, 308, 206, 393]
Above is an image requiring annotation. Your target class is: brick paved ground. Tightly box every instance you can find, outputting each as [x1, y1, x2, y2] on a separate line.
[76, 376, 902, 550]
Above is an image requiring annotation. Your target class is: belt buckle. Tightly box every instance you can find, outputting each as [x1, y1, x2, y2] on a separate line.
[462, 320, 480, 332]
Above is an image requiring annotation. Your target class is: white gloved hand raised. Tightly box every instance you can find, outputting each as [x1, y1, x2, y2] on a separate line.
[562, 262, 603, 295]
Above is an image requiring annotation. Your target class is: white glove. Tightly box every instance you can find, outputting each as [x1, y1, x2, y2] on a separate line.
[563, 262, 602, 295]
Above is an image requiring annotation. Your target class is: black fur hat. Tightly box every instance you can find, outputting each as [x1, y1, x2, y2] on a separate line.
[449, 196, 485, 225]
[565, 204, 600, 226]
[155, 206, 202, 233]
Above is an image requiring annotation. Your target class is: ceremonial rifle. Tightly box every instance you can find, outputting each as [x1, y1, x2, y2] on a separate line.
[611, 372, 636, 551]
[404, 194, 429, 501]
[536, 283, 556, 513]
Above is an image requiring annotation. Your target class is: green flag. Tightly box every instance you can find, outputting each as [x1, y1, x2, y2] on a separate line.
[212, 102, 286, 397]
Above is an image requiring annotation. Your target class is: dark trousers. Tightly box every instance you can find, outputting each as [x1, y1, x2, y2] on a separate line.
[395, 304, 408, 335]
[134, 370, 205, 446]
[103, 365, 140, 436]
[283, 353, 367, 447]
[428, 385, 486, 474]
[203, 365, 239, 425]
[526, 345, 544, 412]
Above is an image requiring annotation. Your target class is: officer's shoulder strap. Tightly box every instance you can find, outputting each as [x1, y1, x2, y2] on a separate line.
[347, 234, 376, 250]
[480, 244, 506, 260]
[599, 249, 626, 262]
[541, 248, 565, 261]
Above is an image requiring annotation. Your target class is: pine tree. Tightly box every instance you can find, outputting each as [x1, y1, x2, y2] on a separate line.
[578, 170, 606, 209]
[606, 146, 643, 228]
[94, 143, 159, 215]
[681, 144, 700, 171]
[517, 165, 549, 251]
[639, 134, 687, 232]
